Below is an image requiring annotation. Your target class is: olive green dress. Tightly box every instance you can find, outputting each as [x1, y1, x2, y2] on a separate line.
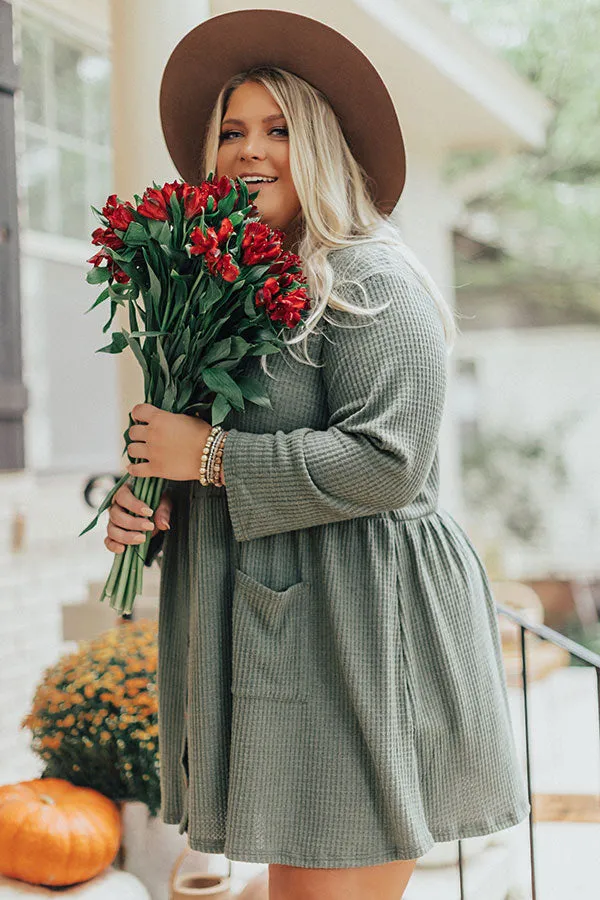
[154, 239, 531, 867]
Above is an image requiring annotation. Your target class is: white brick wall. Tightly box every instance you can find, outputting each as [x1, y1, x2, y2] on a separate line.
[0, 470, 128, 785]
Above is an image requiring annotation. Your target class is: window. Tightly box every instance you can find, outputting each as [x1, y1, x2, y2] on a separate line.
[14, 13, 112, 241]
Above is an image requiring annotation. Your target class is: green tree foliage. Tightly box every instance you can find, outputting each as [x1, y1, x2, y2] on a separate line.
[438, 0, 600, 280]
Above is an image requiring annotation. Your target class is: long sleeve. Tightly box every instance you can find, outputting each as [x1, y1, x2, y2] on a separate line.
[221, 267, 448, 543]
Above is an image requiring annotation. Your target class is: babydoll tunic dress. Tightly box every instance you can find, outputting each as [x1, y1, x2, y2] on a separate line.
[155, 239, 531, 868]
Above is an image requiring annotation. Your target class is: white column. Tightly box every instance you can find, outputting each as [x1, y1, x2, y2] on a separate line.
[109, 0, 211, 435]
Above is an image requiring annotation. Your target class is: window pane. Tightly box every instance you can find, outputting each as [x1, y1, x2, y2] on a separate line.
[58, 147, 87, 239]
[22, 131, 57, 232]
[53, 38, 85, 138]
[83, 55, 111, 146]
[21, 23, 45, 125]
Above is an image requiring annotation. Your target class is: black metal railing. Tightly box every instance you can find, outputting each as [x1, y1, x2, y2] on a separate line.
[455, 604, 600, 900]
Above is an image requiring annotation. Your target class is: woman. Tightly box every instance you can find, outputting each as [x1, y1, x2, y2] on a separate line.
[105, 10, 530, 899]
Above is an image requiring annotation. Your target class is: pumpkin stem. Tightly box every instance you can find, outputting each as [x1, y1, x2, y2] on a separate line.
[39, 794, 56, 804]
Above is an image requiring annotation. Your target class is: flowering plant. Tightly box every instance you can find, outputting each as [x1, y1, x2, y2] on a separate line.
[20, 620, 161, 815]
[79, 173, 311, 614]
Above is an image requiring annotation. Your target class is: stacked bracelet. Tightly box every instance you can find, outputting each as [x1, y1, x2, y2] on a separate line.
[198, 425, 228, 487]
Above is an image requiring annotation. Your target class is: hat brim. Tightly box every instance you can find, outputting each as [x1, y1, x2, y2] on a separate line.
[159, 9, 406, 215]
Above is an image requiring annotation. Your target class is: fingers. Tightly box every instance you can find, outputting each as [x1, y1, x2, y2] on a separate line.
[105, 482, 157, 554]
[154, 491, 172, 531]
[114, 483, 154, 517]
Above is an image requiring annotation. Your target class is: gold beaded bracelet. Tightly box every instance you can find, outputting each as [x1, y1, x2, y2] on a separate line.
[198, 425, 228, 487]
[210, 429, 227, 486]
[198, 425, 222, 486]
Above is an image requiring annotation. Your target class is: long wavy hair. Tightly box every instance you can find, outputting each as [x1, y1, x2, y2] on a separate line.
[199, 65, 458, 371]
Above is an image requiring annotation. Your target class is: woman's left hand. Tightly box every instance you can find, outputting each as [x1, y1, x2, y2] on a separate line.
[125, 403, 213, 482]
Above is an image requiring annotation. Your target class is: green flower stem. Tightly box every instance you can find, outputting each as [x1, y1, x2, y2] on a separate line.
[103, 473, 166, 614]
[110, 544, 131, 612]
[101, 551, 121, 602]
[160, 280, 174, 333]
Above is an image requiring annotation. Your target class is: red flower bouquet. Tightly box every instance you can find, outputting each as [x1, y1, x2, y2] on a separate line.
[79, 172, 311, 614]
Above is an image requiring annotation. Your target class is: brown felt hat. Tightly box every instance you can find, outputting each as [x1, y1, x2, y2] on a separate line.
[159, 8, 406, 215]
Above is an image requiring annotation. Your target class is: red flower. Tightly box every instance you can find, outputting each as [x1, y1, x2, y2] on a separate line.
[137, 187, 169, 221]
[269, 251, 302, 276]
[181, 176, 237, 220]
[268, 288, 311, 328]
[87, 250, 110, 267]
[189, 226, 219, 256]
[188, 220, 239, 281]
[91, 226, 124, 251]
[161, 180, 185, 205]
[87, 249, 131, 285]
[182, 184, 206, 219]
[101, 194, 135, 232]
[112, 264, 131, 284]
[216, 217, 234, 246]
[254, 277, 281, 308]
[210, 174, 235, 200]
[205, 247, 222, 277]
[277, 272, 294, 289]
[241, 222, 283, 266]
[216, 252, 240, 283]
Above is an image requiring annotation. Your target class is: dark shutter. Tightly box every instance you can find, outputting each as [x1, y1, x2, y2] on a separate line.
[0, 0, 28, 470]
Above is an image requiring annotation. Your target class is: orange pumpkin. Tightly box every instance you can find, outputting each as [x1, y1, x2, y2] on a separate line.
[0, 778, 121, 887]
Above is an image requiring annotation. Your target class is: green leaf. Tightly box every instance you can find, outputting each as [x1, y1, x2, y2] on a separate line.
[153, 372, 165, 408]
[156, 336, 171, 384]
[217, 187, 238, 219]
[237, 375, 273, 409]
[169, 192, 183, 245]
[96, 331, 129, 354]
[163, 379, 177, 411]
[199, 276, 223, 312]
[229, 211, 245, 227]
[86, 266, 111, 285]
[171, 353, 187, 377]
[178, 381, 193, 410]
[244, 289, 257, 318]
[148, 218, 167, 241]
[123, 221, 148, 246]
[110, 246, 138, 263]
[228, 336, 252, 362]
[201, 366, 245, 411]
[156, 220, 172, 246]
[129, 330, 169, 338]
[85, 286, 110, 313]
[142, 249, 163, 322]
[211, 393, 232, 426]
[102, 299, 119, 334]
[127, 332, 150, 392]
[244, 264, 273, 284]
[78, 475, 129, 536]
[248, 341, 282, 355]
[90, 204, 106, 224]
[201, 337, 232, 367]
[108, 280, 131, 297]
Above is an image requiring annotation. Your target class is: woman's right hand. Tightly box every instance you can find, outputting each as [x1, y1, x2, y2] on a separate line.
[105, 483, 172, 555]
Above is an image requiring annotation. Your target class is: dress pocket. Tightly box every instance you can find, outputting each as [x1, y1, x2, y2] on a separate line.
[231, 568, 311, 703]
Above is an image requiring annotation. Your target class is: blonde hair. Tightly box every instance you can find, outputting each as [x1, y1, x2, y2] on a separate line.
[200, 65, 458, 371]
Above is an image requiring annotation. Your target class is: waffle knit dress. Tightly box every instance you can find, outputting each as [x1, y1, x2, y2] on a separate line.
[154, 238, 531, 867]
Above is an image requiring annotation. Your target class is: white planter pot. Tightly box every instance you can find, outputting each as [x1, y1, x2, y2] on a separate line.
[117, 802, 211, 900]
[0, 868, 150, 898]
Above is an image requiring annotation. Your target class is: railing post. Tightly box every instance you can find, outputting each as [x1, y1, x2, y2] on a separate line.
[520, 624, 537, 900]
